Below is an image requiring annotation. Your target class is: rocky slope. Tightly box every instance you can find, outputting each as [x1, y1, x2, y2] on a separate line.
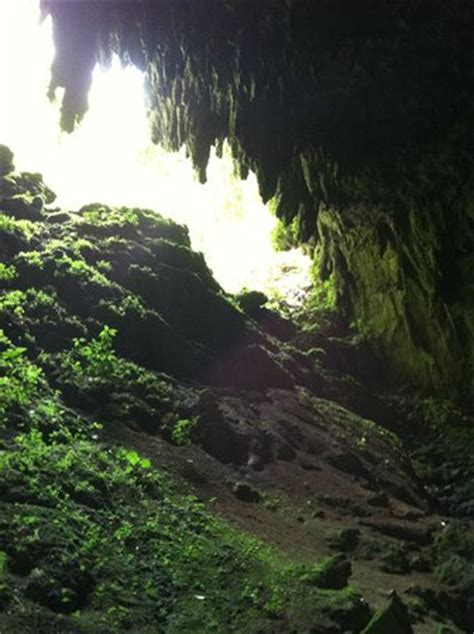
[1, 147, 473, 633]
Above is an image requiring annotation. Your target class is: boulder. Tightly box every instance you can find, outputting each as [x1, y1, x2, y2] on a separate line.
[0, 145, 14, 176]
[361, 592, 413, 634]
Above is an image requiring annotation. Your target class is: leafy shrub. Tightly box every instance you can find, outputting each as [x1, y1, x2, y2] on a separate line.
[0, 263, 17, 281]
[0, 330, 43, 425]
[26, 287, 59, 309]
[55, 327, 174, 424]
[171, 418, 198, 446]
[74, 238, 94, 253]
[0, 427, 153, 505]
[66, 326, 118, 382]
[117, 448, 151, 470]
[0, 290, 27, 316]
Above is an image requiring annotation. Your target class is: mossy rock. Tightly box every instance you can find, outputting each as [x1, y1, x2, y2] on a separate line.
[1, 194, 43, 221]
[361, 593, 413, 633]
[0, 145, 14, 176]
[231, 481, 261, 503]
[326, 527, 360, 552]
[301, 553, 352, 590]
[235, 289, 269, 316]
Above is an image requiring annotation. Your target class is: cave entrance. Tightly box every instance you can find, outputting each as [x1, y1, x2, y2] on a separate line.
[0, 0, 311, 302]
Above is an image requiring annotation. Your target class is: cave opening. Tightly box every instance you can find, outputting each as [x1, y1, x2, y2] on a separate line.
[0, 0, 311, 300]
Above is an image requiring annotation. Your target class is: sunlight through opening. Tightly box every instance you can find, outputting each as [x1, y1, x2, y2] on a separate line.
[0, 0, 311, 298]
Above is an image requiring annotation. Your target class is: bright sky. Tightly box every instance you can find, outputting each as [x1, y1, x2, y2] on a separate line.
[0, 0, 310, 297]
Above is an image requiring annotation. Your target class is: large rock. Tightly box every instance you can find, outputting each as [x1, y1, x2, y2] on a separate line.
[361, 592, 414, 634]
[0, 145, 14, 176]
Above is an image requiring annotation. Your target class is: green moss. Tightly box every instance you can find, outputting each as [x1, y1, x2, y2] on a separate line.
[97, 292, 148, 320]
[0, 424, 370, 632]
[78, 204, 190, 246]
[81, 204, 142, 229]
[42, 326, 176, 434]
[271, 216, 300, 251]
[55, 255, 111, 287]
[16, 249, 45, 270]
[0, 214, 39, 241]
[361, 594, 412, 633]
[434, 522, 474, 597]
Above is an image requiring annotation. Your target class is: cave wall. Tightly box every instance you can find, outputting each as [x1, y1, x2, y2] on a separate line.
[318, 203, 474, 392]
[40, 0, 474, 394]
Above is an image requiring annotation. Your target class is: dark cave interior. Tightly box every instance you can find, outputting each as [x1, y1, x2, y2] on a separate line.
[0, 1, 473, 632]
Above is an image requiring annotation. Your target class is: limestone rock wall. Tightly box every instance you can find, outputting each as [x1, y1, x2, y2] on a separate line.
[318, 204, 474, 393]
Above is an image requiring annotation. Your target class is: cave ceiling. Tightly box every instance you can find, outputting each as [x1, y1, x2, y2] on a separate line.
[41, 0, 474, 240]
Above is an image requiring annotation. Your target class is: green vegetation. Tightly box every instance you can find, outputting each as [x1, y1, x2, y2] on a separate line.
[65, 326, 118, 382]
[267, 247, 337, 329]
[0, 329, 43, 426]
[15, 238, 110, 287]
[0, 289, 27, 316]
[16, 249, 44, 269]
[0, 420, 369, 632]
[0, 213, 39, 241]
[285, 256, 337, 331]
[79, 203, 189, 246]
[55, 254, 111, 286]
[56, 327, 173, 402]
[81, 204, 142, 229]
[406, 397, 474, 517]
[434, 521, 474, 596]
[303, 275, 337, 316]
[0, 263, 18, 281]
[171, 417, 198, 446]
[271, 216, 300, 251]
[97, 292, 148, 319]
